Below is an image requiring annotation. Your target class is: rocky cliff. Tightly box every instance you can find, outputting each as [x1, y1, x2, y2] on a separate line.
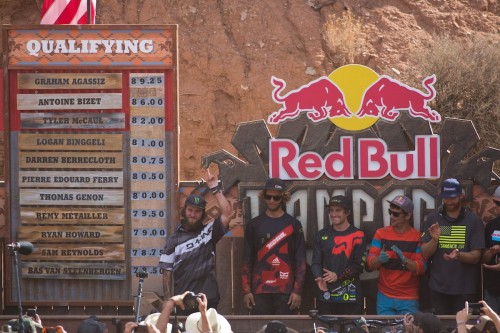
[1, 0, 499, 180]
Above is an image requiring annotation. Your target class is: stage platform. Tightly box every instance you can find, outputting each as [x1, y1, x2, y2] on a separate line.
[1, 314, 459, 333]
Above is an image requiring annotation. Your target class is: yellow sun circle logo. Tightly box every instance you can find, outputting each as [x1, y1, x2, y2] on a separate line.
[328, 64, 380, 131]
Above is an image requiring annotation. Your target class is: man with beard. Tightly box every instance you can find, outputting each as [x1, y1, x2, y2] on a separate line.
[159, 169, 233, 314]
[241, 178, 306, 315]
[312, 195, 365, 314]
[421, 178, 485, 315]
[367, 195, 426, 315]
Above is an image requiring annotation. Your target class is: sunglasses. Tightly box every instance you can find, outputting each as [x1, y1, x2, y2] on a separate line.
[264, 194, 282, 201]
[388, 209, 404, 217]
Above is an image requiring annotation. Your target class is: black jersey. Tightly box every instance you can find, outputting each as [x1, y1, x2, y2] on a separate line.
[159, 217, 227, 302]
[241, 213, 306, 295]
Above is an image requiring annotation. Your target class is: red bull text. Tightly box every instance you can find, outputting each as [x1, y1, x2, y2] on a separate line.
[269, 135, 440, 180]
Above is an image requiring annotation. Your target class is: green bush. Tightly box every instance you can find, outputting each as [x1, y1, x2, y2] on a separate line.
[412, 35, 500, 162]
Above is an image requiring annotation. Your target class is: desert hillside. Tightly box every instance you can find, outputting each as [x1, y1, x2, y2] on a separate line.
[1, 0, 499, 180]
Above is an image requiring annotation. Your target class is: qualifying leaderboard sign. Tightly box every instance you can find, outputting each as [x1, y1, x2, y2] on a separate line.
[5, 25, 177, 303]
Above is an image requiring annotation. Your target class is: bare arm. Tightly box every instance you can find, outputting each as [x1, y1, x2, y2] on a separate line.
[482, 245, 500, 263]
[156, 300, 175, 333]
[204, 169, 233, 229]
[156, 292, 188, 333]
[460, 249, 482, 264]
[446, 249, 482, 264]
[162, 270, 172, 301]
[421, 223, 440, 259]
[197, 294, 210, 332]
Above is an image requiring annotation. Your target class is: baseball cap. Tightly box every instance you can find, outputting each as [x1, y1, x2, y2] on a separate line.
[184, 194, 207, 210]
[387, 195, 414, 213]
[467, 315, 496, 333]
[326, 195, 351, 210]
[413, 312, 441, 333]
[76, 316, 106, 333]
[264, 178, 286, 191]
[439, 178, 463, 198]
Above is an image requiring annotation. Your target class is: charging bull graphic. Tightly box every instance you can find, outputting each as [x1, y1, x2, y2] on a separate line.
[356, 74, 441, 122]
[267, 76, 350, 124]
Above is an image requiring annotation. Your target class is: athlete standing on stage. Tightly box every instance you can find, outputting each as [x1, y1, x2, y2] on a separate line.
[241, 178, 306, 314]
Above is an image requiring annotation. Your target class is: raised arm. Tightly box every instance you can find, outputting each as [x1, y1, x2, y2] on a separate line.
[204, 169, 233, 229]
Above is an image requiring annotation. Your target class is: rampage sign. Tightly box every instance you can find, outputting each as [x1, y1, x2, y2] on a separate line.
[202, 64, 500, 242]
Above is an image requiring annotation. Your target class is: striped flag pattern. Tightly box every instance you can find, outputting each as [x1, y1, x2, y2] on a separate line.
[439, 225, 466, 248]
[41, 0, 96, 24]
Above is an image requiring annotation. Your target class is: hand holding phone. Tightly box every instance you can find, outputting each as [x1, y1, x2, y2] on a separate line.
[468, 303, 481, 315]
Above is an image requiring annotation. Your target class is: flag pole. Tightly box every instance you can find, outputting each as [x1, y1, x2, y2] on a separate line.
[87, 0, 91, 24]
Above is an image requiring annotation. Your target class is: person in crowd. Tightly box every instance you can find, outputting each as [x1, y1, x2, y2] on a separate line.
[455, 300, 500, 333]
[158, 169, 233, 315]
[138, 291, 231, 333]
[7, 313, 43, 333]
[403, 312, 441, 333]
[76, 316, 107, 333]
[311, 195, 365, 314]
[241, 178, 306, 314]
[421, 178, 485, 315]
[255, 320, 299, 333]
[124, 321, 159, 333]
[482, 186, 500, 313]
[367, 195, 426, 315]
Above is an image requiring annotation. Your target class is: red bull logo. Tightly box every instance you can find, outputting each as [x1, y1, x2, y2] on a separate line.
[268, 76, 350, 123]
[267, 64, 441, 131]
[267, 64, 442, 180]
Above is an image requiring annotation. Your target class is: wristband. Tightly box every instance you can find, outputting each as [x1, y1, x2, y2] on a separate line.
[456, 321, 467, 326]
[210, 185, 221, 194]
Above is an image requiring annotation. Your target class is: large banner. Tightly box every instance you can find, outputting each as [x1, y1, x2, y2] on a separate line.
[203, 64, 500, 244]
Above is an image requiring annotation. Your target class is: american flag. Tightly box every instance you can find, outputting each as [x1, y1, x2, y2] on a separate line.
[439, 225, 466, 247]
[41, 0, 96, 24]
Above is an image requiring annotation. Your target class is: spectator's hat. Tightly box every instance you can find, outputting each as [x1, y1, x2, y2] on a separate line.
[141, 313, 172, 333]
[467, 315, 497, 333]
[184, 194, 207, 210]
[326, 195, 351, 210]
[185, 308, 231, 333]
[387, 195, 414, 213]
[439, 178, 463, 198]
[413, 312, 441, 333]
[264, 178, 286, 191]
[76, 316, 106, 333]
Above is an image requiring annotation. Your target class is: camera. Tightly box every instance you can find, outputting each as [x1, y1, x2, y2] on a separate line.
[136, 268, 148, 279]
[468, 303, 482, 315]
[26, 308, 37, 318]
[182, 291, 202, 310]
